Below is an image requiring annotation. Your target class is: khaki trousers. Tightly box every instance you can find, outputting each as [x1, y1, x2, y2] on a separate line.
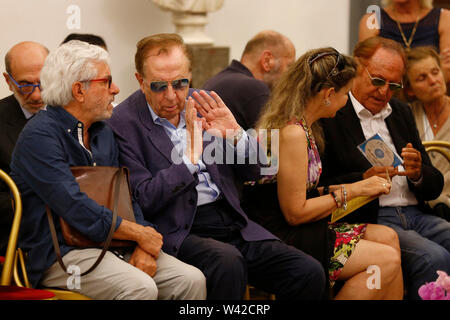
[41, 248, 206, 300]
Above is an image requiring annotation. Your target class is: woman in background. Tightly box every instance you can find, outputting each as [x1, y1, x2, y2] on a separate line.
[404, 46, 450, 219]
[359, 0, 450, 92]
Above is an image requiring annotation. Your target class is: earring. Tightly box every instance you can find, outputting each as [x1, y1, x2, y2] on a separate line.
[324, 100, 331, 106]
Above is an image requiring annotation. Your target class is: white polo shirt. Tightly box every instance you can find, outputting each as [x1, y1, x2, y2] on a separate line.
[349, 92, 418, 207]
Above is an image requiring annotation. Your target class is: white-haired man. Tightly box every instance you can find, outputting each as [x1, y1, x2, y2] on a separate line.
[10, 40, 206, 300]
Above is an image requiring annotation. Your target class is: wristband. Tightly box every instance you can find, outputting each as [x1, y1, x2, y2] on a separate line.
[330, 191, 340, 208]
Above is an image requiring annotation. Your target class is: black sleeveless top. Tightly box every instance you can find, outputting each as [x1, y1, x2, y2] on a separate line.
[379, 7, 441, 52]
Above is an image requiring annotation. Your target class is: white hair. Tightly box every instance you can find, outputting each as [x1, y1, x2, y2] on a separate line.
[381, 0, 433, 9]
[40, 40, 110, 106]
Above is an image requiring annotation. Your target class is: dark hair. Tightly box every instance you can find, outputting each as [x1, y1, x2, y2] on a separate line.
[61, 33, 108, 50]
[135, 33, 192, 76]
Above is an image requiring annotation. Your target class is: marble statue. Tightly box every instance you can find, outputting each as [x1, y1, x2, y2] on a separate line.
[152, 0, 225, 45]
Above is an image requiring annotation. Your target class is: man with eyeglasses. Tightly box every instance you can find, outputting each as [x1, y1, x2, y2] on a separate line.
[320, 36, 450, 300]
[0, 41, 48, 254]
[10, 40, 207, 300]
[107, 33, 326, 300]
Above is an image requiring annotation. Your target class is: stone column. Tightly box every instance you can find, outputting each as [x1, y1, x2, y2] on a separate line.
[188, 45, 229, 88]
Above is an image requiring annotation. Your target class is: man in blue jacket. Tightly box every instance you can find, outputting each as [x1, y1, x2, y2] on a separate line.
[107, 33, 325, 300]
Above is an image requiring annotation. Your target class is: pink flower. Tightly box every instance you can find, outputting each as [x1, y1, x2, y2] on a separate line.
[418, 271, 450, 300]
[436, 271, 450, 291]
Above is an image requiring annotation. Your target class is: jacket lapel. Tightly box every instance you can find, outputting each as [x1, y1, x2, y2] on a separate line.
[337, 99, 367, 147]
[136, 93, 176, 163]
[4, 96, 27, 146]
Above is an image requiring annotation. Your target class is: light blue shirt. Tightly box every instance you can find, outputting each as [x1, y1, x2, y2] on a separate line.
[20, 104, 47, 119]
[147, 103, 222, 206]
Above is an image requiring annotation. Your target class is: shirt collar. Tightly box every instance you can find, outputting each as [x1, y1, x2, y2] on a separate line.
[349, 91, 392, 121]
[147, 102, 186, 129]
[20, 104, 47, 120]
[230, 60, 254, 78]
[46, 105, 104, 134]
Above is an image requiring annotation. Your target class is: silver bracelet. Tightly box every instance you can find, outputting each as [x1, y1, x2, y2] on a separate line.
[341, 185, 348, 211]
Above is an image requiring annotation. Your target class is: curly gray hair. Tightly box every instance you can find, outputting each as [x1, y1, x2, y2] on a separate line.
[40, 40, 110, 106]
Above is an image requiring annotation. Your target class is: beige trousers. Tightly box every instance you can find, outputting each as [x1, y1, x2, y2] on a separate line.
[41, 248, 206, 300]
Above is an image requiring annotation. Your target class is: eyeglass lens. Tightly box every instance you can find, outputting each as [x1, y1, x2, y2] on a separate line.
[150, 78, 189, 92]
[19, 84, 41, 94]
[8, 74, 41, 94]
[366, 69, 402, 91]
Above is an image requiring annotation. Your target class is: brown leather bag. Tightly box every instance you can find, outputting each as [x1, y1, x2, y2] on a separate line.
[46, 166, 136, 276]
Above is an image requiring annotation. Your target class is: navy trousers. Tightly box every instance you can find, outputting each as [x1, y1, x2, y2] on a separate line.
[177, 199, 326, 300]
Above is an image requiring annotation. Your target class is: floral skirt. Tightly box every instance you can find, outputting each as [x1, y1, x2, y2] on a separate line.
[328, 222, 367, 287]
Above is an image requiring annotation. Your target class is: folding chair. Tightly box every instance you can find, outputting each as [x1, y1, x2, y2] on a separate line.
[0, 169, 89, 300]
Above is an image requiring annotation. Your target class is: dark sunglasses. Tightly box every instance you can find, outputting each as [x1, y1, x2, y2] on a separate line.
[308, 50, 345, 79]
[365, 68, 403, 91]
[150, 78, 189, 92]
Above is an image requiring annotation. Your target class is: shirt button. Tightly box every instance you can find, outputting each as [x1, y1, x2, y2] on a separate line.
[78, 123, 82, 128]
[93, 162, 97, 166]
[67, 129, 71, 133]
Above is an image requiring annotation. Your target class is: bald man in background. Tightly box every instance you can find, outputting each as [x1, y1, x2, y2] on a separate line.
[0, 41, 48, 253]
[202, 30, 295, 130]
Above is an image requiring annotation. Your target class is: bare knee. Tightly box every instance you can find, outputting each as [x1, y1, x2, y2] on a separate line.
[366, 224, 401, 253]
[377, 245, 402, 283]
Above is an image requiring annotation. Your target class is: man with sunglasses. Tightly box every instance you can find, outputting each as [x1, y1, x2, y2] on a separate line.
[107, 33, 326, 300]
[0, 41, 48, 255]
[320, 36, 449, 300]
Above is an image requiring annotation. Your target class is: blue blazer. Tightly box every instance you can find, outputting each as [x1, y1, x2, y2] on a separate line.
[107, 90, 277, 256]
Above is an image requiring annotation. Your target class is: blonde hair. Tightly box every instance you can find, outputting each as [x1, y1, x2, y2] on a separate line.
[256, 48, 356, 152]
[381, 0, 433, 9]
